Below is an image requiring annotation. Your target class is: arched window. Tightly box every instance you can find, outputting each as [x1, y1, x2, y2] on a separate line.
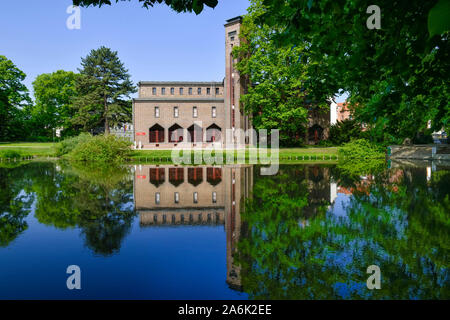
[169, 124, 183, 143]
[187, 124, 203, 143]
[206, 124, 221, 142]
[188, 167, 203, 186]
[149, 124, 164, 143]
[308, 124, 324, 144]
[207, 168, 222, 186]
[150, 168, 165, 187]
[169, 167, 184, 187]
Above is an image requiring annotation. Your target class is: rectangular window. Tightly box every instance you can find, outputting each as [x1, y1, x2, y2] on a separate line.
[174, 192, 179, 204]
[155, 192, 160, 205]
[174, 106, 179, 118]
[152, 87, 156, 95]
[197, 87, 202, 95]
[215, 88, 219, 95]
[189, 88, 193, 95]
[180, 87, 184, 95]
[207, 88, 211, 95]
[212, 192, 217, 204]
[161, 88, 166, 95]
[154, 106, 160, 118]
[212, 106, 217, 118]
[193, 106, 198, 118]
[170, 87, 174, 95]
[193, 192, 198, 204]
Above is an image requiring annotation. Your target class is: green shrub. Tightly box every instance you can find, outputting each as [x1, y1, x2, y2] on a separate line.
[329, 119, 366, 145]
[0, 150, 23, 159]
[56, 133, 92, 156]
[338, 139, 385, 160]
[67, 134, 131, 162]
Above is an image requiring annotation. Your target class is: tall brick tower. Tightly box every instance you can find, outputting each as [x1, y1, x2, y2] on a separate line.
[224, 16, 252, 146]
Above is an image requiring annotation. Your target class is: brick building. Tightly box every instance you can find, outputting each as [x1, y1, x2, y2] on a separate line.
[133, 16, 330, 148]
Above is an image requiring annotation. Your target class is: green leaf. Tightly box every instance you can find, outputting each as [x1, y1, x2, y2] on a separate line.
[428, 0, 450, 37]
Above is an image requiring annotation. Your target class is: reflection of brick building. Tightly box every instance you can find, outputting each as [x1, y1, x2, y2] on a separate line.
[134, 164, 253, 290]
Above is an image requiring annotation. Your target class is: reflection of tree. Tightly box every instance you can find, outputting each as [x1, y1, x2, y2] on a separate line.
[0, 163, 35, 246]
[237, 166, 333, 299]
[31, 162, 136, 256]
[237, 165, 450, 299]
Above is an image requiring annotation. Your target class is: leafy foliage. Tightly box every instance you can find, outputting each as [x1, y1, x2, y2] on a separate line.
[66, 134, 132, 162]
[0, 55, 31, 141]
[55, 132, 93, 156]
[428, 0, 450, 37]
[73, 0, 218, 14]
[30, 70, 80, 139]
[259, 0, 450, 140]
[234, 0, 328, 147]
[329, 119, 366, 145]
[338, 139, 384, 160]
[0, 150, 22, 159]
[72, 46, 136, 134]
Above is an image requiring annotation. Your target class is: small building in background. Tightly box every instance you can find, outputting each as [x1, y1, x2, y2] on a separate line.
[111, 124, 134, 142]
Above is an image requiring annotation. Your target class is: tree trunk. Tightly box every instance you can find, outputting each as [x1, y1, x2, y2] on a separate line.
[104, 95, 110, 135]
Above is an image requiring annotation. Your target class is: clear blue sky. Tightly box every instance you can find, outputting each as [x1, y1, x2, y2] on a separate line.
[0, 0, 251, 98]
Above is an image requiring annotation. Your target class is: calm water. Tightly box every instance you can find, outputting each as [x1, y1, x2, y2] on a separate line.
[0, 160, 449, 299]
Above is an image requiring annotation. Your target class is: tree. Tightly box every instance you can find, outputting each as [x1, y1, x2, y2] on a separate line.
[0, 55, 31, 141]
[233, 0, 327, 146]
[256, 0, 450, 143]
[329, 119, 366, 145]
[30, 70, 80, 139]
[72, 47, 136, 134]
[73, 0, 218, 14]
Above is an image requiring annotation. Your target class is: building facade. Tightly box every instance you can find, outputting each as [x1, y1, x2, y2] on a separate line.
[133, 16, 330, 149]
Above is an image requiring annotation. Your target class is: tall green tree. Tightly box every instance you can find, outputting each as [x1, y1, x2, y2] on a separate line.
[258, 0, 450, 143]
[234, 0, 327, 146]
[31, 70, 80, 139]
[72, 47, 136, 134]
[73, 0, 218, 14]
[0, 55, 31, 141]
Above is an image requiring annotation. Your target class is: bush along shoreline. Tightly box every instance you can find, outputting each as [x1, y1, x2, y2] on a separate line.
[57, 134, 132, 163]
[337, 139, 386, 178]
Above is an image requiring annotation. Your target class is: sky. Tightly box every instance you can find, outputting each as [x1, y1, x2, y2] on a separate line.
[0, 0, 251, 98]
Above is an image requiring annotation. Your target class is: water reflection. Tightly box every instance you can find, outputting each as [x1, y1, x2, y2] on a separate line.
[237, 161, 450, 299]
[0, 160, 449, 299]
[0, 163, 34, 247]
[134, 165, 254, 291]
[0, 162, 136, 256]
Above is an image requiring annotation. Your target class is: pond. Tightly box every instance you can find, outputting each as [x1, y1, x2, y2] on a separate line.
[0, 160, 449, 299]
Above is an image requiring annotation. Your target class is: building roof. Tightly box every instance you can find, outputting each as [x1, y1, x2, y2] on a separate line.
[138, 81, 223, 86]
[225, 16, 243, 26]
[133, 97, 224, 103]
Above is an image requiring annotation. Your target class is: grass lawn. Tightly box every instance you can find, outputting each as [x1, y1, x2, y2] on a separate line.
[129, 147, 338, 163]
[0, 142, 339, 163]
[0, 142, 57, 157]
